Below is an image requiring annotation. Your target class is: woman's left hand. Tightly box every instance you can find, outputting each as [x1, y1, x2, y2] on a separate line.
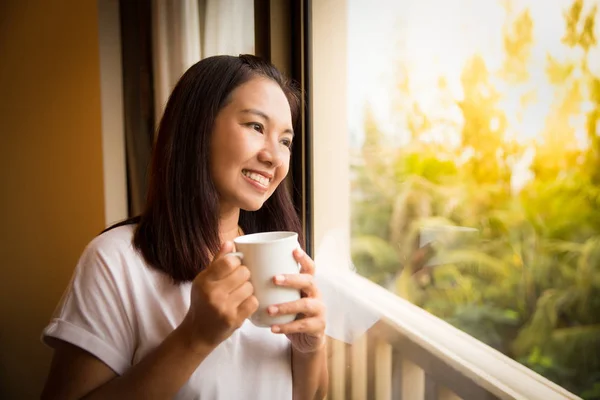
[268, 248, 326, 353]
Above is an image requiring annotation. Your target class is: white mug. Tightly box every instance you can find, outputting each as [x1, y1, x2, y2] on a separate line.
[230, 231, 301, 327]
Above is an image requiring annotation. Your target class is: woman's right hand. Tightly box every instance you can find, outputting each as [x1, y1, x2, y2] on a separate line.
[181, 241, 258, 349]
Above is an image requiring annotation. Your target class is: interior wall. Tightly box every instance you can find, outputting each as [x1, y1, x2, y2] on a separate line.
[0, 1, 106, 397]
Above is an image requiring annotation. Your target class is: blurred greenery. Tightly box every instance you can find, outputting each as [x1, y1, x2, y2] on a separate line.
[350, 0, 600, 397]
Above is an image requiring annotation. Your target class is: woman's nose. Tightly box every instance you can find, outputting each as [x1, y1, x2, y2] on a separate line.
[257, 139, 283, 168]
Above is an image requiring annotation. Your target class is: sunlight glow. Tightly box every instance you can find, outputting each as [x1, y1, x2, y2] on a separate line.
[348, 0, 600, 149]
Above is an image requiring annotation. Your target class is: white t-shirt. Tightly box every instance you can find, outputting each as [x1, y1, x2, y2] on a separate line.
[42, 225, 293, 399]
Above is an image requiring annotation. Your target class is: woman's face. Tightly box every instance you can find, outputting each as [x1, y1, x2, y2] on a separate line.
[210, 77, 294, 212]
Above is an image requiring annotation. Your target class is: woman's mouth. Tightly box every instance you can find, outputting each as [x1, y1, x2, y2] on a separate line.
[242, 169, 271, 189]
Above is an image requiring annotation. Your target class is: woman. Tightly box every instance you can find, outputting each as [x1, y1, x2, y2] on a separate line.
[41, 55, 328, 399]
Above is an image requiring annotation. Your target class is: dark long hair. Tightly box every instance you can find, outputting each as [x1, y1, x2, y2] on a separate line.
[111, 55, 303, 284]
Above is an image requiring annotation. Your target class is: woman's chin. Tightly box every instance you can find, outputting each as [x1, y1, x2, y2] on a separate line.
[239, 199, 266, 212]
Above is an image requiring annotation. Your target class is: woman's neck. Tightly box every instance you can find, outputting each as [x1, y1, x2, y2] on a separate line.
[219, 206, 241, 242]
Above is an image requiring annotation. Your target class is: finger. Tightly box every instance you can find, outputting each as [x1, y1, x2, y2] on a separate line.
[222, 265, 251, 293]
[293, 248, 315, 275]
[215, 240, 234, 259]
[238, 295, 259, 319]
[273, 273, 318, 297]
[267, 297, 324, 318]
[211, 254, 242, 281]
[271, 316, 326, 335]
[230, 280, 254, 305]
[207, 242, 241, 280]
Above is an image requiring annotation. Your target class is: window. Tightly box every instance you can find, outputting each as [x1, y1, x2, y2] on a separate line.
[313, 0, 600, 397]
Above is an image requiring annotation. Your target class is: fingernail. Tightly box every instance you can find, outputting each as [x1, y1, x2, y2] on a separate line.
[274, 275, 285, 283]
[272, 326, 281, 333]
[295, 248, 305, 258]
[268, 305, 278, 315]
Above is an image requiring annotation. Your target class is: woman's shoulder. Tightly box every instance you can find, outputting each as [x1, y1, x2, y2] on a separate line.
[86, 224, 137, 256]
[75, 224, 143, 277]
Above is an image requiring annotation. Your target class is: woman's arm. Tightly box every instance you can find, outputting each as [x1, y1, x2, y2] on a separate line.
[268, 248, 329, 400]
[42, 241, 258, 400]
[41, 318, 215, 400]
[292, 345, 329, 400]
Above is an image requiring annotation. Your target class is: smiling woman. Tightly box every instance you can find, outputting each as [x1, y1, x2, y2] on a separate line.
[40, 54, 327, 400]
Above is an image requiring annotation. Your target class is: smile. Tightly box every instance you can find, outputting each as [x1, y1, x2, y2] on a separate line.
[242, 169, 271, 188]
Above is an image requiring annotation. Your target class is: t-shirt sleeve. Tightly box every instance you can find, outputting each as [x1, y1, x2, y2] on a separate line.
[42, 236, 136, 375]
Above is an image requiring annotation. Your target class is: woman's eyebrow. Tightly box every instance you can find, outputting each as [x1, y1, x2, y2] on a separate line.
[240, 108, 294, 136]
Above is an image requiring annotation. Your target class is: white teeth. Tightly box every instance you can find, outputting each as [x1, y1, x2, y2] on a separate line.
[243, 170, 270, 186]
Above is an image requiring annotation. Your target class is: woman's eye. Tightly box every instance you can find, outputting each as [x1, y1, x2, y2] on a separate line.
[248, 122, 264, 133]
[281, 139, 292, 149]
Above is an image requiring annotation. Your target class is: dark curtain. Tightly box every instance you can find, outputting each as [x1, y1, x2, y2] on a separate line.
[119, 0, 154, 217]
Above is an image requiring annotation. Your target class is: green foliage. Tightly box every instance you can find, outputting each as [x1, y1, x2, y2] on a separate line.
[447, 304, 520, 352]
[350, 235, 399, 284]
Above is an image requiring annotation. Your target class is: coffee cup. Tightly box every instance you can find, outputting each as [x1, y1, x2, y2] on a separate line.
[229, 231, 301, 327]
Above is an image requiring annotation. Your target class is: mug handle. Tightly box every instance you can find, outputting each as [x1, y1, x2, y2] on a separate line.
[226, 251, 244, 260]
